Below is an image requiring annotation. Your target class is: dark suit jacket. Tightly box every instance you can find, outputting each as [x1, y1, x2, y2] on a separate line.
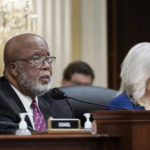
[0, 77, 73, 134]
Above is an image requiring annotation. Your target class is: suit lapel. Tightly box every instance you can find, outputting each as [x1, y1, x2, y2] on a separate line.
[2, 77, 33, 128]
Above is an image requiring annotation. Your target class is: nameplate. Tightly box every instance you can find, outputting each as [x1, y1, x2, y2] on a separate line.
[48, 118, 81, 130]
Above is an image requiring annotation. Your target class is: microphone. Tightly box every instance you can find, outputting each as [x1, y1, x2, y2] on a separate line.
[50, 88, 128, 110]
[50, 88, 68, 99]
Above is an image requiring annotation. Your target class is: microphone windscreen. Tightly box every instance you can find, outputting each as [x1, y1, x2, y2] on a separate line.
[50, 88, 67, 99]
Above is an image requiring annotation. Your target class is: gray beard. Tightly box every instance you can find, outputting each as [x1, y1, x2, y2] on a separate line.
[19, 71, 51, 96]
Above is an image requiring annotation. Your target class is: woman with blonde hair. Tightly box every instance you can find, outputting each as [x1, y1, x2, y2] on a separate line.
[108, 42, 150, 110]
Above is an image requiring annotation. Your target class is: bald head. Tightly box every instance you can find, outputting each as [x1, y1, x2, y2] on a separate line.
[4, 33, 48, 65]
[3, 33, 52, 98]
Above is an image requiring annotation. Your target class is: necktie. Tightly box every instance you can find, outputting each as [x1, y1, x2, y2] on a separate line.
[31, 100, 47, 131]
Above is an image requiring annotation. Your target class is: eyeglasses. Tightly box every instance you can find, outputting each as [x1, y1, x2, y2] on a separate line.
[10, 56, 56, 69]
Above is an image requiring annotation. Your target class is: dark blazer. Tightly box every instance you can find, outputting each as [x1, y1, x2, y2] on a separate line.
[0, 77, 73, 134]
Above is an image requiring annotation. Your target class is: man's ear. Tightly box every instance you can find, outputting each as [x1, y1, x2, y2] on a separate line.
[61, 79, 68, 86]
[61, 79, 65, 86]
[61, 79, 71, 86]
[9, 63, 18, 76]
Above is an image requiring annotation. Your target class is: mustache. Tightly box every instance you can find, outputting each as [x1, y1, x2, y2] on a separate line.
[39, 72, 51, 77]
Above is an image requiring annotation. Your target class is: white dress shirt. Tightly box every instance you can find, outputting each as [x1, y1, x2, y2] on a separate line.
[10, 84, 39, 129]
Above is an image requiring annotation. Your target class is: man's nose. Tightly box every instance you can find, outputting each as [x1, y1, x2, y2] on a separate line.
[42, 60, 51, 69]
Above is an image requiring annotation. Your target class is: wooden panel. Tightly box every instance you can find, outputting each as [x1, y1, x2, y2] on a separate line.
[92, 110, 150, 150]
[107, 0, 150, 89]
[0, 133, 119, 150]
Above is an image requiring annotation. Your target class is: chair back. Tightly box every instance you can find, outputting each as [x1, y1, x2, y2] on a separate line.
[59, 85, 118, 125]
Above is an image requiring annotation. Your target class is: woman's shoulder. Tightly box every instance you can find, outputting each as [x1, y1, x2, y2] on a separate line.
[111, 93, 130, 102]
[108, 93, 145, 110]
[108, 93, 132, 110]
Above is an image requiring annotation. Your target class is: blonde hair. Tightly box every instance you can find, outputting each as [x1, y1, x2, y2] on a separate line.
[119, 42, 150, 106]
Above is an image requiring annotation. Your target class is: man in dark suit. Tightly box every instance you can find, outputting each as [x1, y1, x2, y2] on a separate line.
[0, 33, 73, 134]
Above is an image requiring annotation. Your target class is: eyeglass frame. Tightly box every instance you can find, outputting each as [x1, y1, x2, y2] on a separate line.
[9, 56, 56, 69]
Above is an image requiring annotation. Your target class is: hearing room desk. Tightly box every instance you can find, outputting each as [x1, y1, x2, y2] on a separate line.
[0, 132, 119, 150]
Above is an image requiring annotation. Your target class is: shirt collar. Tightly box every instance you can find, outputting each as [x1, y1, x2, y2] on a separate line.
[10, 84, 39, 111]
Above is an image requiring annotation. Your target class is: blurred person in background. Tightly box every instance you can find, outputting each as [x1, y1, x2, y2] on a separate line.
[61, 60, 95, 86]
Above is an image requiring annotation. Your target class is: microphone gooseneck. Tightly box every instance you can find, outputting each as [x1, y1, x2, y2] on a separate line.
[51, 88, 75, 117]
[50, 88, 128, 110]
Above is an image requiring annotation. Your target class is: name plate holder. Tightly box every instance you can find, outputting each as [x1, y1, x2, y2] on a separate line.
[33, 118, 93, 135]
[48, 118, 81, 131]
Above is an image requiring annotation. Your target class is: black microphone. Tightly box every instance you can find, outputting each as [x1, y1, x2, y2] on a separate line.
[50, 88, 128, 110]
[51, 88, 68, 99]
